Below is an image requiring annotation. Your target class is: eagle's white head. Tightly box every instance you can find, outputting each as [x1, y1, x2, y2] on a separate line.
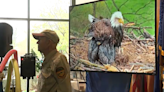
[110, 11, 124, 28]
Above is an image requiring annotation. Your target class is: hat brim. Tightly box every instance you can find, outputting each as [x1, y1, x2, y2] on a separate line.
[32, 33, 45, 40]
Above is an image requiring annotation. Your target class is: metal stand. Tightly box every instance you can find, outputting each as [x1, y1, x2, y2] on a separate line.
[27, 77, 30, 92]
[0, 59, 3, 92]
[21, 53, 36, 92]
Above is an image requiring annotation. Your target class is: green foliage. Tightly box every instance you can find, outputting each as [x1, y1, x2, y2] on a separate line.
[70, 0, 155, 37]
[30, 22, 69, 60]
[30, 3, 69, 71]
[31, 49, 43, 73]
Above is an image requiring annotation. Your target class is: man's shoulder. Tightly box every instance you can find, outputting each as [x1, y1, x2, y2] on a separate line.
[54, 52, 67, 60]
[52, 51, 64, 56]
[52, 52, 67, 64]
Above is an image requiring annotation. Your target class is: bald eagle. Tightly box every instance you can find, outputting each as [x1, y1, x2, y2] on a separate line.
[88, 11, 124, 64]
[88, 16, 115, 64]
[110, 11, 124, 54]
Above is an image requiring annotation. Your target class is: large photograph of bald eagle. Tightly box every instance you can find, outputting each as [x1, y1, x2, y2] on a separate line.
[69, 0, 155, 74]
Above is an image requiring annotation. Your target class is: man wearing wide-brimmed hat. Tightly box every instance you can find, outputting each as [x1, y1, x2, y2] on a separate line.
[32, 29, 71, 92]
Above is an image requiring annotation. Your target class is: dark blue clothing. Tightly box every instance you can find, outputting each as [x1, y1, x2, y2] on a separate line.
[0, 82, 3, 92]
[86, 72, 131, 92]
[158, 0, 164, 47]
[155, 0, 164, 92]
[154, 52, 160, 92]
[161, 0, 164, 51]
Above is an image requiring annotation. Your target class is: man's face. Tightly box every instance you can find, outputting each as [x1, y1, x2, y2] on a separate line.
[37, 36, 49, 53]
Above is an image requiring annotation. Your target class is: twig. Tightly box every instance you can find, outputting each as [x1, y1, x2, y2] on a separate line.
[137, 39, 154, 41]
[138, 35, 143, 39]
[74, 62, 82, 70]
[139, 66, 155, 70]
[124, 39, 154, 42]
[81, 66, 106, 71]
[135, 43, 146, 52]
[124, 34, 146, 52]
[119, 0, 129, 9]
[143, 69, 154, 73]
[130, 65, 135, 72]
[70, 35, 77, 40]
[139, 41, 148, 51]
[104, 1, 112, 15]
[143, 28, 155, 39]
[130, 31, 150, 51]
[111, 0, 119, 11]
[129, 62, 149, 67]
[130, 31, 139, 40]
[121, 42, 132, 46]
[70, 54, 80, 69]
[122, 13, 143, 15]
[123, 26, 152, 29]
[135, 1, 152, 14]
[124, 34, 133, 41]
[70, 54, 106, 70]
[138, 18, 154, 25]
[78, 59, 105, 69]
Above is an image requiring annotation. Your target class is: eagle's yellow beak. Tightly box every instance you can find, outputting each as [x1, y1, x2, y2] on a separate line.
[119, 18, 124, 24]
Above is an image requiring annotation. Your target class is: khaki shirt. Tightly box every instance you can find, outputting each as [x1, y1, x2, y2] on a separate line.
[37, 50, 72, 92]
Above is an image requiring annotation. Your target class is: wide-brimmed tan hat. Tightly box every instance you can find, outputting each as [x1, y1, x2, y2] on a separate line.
[32, 29, 59, 44]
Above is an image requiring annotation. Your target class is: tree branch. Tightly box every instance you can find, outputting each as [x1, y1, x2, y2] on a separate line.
[124, 18, 130, 22]
[135, 1, 152, 14]
[111, 0, 119, 11]
[119, 0, 129, 9]
[137, 19, 154, 25]
[123, 26, 152, 29]
[104, 1, 112, 15]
